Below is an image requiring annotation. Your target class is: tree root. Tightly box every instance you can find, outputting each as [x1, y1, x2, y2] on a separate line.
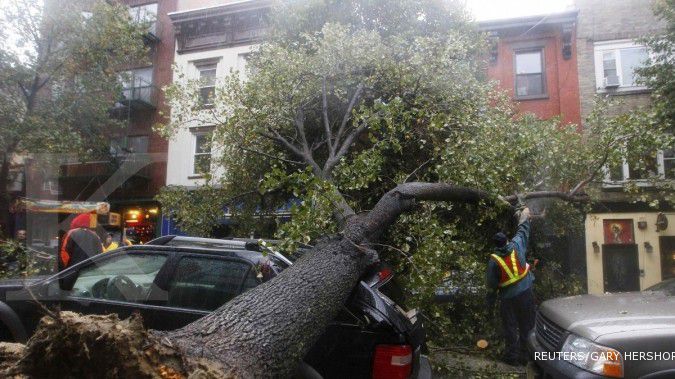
[0, 312, 231, 379]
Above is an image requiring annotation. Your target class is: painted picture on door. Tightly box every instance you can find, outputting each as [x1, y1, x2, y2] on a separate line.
[603, 219, 635, 244]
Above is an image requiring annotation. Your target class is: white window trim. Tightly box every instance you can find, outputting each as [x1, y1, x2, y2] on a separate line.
[594, 39, 650, 93]
[191, 58, 220, 107]
[603, 150, 671, 188]
[191, 130, 213, 177]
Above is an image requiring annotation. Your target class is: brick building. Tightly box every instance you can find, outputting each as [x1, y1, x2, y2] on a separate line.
[575, 0, 673, 294]
[21, 1, 177, 248]
[479, 10, 582, 126]
[478, 11, 586, 278]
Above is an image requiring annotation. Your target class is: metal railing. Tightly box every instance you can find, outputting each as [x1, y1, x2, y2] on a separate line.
[119, 76, 158, 109]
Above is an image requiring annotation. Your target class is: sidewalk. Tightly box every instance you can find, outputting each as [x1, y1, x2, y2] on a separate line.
[430, 349, 528, 378]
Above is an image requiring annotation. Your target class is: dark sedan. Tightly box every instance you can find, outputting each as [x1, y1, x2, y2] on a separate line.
[0, 236, 431, 379]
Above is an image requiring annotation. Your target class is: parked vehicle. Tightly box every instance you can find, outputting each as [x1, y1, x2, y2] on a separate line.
[0, 235, 431, 379]
[528, 278, 675, 378]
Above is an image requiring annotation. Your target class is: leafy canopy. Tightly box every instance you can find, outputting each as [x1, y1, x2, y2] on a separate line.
[158, 0, 672, 349]
[0, 0, 149, 159]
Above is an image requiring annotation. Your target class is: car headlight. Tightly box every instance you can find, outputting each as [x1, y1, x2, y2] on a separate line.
[561, 334, 623, 378]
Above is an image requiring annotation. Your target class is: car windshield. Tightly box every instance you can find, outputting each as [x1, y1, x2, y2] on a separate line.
[644, 279, 675, 295]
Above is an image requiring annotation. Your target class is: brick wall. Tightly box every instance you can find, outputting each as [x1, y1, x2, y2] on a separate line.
[487, 24, 581, 126]
[575, 0, 665, 122]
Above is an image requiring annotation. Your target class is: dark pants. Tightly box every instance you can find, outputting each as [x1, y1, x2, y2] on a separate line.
[500, 287, 536, 361]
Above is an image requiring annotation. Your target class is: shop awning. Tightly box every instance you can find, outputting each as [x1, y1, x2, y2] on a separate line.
[16, 198, 110, 215]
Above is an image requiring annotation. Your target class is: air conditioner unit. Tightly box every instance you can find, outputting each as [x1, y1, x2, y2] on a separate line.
[604, 74, 620, 88]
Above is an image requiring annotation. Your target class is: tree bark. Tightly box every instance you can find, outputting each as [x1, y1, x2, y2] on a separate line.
[158, 182, 521, 377]
[163, 237, 375, 377]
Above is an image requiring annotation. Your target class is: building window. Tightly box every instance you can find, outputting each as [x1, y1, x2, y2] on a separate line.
[120, 67, 154, 104]
[127, 135, 149, 154]
[110, 135, 149, 156]
[594, 40, 649, 92]
[42, 180, 62, 195]
[605, 150, 673, 184]
[514, 49, 546, 99]
[197, 63, 217, 106]
[193, 132, 212, 175]
[129, 3, 158, 35]
[662, 149, 675, 179]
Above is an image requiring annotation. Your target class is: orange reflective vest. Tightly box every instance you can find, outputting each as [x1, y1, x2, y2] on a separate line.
[59, 230, 74, 268]
[490, 250, 530, 288]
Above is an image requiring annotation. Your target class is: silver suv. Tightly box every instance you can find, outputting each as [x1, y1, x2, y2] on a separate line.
[528, 279, 675, 378]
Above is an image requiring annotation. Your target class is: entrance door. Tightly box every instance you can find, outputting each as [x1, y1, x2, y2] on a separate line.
[659, 237, 675, 281]
[602, 244, 640, 292]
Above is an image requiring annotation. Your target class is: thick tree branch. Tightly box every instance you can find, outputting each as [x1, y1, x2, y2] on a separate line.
[324, 121, 369, 173]
[294, 108, 310, 153]
[502, 191, 589, 203]
[237, 146, 304, 166]
[267, 126, 322, 175]
[345, 182, 590, 242]
[322, 78, 334, 155]
[334, 83, 364, 146]
[569, 149, 612, 196]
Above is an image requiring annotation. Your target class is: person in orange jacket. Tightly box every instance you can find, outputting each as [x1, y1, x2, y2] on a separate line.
[59, 213, 103, 271]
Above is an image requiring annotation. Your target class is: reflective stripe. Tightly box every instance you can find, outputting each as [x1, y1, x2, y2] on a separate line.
[491, 250, 530, 288]
[60, 230, 73, 268]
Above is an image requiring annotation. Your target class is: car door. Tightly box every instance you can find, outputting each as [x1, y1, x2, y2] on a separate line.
[57, 251, 172, 326]
[140, 253, 261, 331]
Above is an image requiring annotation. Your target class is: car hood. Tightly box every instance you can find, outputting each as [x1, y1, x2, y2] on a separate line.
[540, 291, 675, 341]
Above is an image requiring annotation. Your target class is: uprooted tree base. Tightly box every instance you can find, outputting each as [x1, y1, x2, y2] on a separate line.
[0, 311, 229, 379]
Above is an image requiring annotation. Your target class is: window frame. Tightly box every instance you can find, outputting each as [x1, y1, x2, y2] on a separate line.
[164, 253, 257, 312]
[603, 149, 673, 187]
[61, 250, 171, 304]
[195, 61, 218, 107]
[513, 47, 547, 100]
[191, 127, 213, 177]
[594, 40, 650, 94]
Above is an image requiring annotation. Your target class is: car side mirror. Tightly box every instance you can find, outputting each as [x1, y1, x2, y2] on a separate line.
[59, 270, 78, 291]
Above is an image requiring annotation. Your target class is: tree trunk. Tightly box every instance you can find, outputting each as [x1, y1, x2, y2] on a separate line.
[159, 182, 501, 377]
[163, 237, 376, 377]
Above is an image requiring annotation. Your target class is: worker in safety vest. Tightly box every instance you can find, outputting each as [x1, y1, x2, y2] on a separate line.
[486, 207, 534, 366]
[59, 214, 103, 271]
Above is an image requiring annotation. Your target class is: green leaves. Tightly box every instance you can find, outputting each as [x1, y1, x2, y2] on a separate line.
[636, 0, 675, 130]
[0, 0, 148, 159]
[156, 0, 673, 359]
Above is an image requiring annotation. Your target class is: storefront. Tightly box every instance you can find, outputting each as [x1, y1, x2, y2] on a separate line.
[585, 212, 675, 294]
[117, 204, 160, 244]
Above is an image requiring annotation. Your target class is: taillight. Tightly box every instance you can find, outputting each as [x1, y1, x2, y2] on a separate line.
[377, 267, 393, 283]
[372, 344, 413, 379]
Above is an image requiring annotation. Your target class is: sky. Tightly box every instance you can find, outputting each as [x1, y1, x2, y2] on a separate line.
[465, 0, 574, 21]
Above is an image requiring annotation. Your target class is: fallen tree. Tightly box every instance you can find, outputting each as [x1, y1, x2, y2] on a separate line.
[151, 0, 671, 374]
[3, 0, 667, 376]
[1, 182, 587, 378]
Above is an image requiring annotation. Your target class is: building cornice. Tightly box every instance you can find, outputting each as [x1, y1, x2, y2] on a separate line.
[169, 0, 275, 23]
[478, 9, 579, 32]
